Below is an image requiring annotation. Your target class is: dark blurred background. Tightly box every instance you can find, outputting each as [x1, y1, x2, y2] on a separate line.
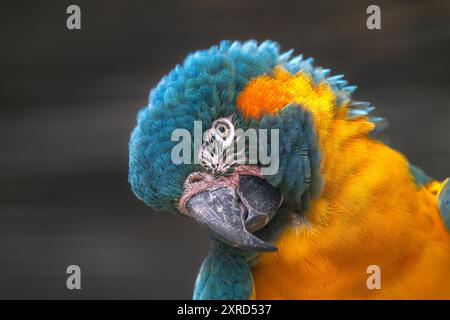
[0, 0, 449, 299]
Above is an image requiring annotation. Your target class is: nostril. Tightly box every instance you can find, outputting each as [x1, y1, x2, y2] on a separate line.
[188, 174, 205, 184]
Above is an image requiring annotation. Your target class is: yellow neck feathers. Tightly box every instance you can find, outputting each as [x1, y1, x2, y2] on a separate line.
[237, 66, 450, 299]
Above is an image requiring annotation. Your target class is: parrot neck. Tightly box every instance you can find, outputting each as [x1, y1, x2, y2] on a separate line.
[251, 133, 450, 298]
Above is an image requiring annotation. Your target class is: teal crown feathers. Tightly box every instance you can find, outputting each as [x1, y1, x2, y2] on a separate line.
[128, 40, 386, 211]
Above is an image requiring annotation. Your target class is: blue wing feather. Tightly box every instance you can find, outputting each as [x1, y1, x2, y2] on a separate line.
[438, 179, 450, 230]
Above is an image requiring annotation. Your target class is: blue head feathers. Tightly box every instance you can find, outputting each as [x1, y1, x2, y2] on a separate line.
[129, 40, 282, 211]
[128, 40, 384, 212]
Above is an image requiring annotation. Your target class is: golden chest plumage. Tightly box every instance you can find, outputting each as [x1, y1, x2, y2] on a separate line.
[236, 65, 450, 299]
[250, 142, 450, 299]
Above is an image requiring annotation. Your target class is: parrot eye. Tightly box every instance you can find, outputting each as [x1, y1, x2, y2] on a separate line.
[198, 116, 237, 175]
[215, 123, 230, 140]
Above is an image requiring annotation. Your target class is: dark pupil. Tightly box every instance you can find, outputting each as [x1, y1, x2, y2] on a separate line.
[218, 126, 226, 133]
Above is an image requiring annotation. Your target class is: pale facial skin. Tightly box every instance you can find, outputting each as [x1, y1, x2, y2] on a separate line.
[177, 117, 283, 252]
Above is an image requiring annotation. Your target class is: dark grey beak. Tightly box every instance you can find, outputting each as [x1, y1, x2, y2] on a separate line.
[185, 176, 282, 252]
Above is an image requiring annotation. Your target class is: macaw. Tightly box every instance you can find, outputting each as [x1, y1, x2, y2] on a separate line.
[128, 40, 450, 299]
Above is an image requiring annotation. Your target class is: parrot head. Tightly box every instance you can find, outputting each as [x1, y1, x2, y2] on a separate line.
[128, 40, 380, 252]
